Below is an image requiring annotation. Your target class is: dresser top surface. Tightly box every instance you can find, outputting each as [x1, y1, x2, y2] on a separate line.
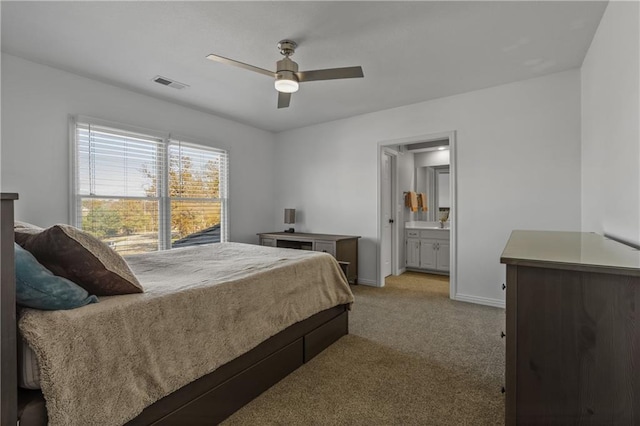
[501, 230, 640, 275]
[258, 232, 360, 241]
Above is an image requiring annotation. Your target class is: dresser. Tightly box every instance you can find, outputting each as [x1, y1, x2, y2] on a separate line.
[500, 230, 640, 425]
[258, 232, 359, 284]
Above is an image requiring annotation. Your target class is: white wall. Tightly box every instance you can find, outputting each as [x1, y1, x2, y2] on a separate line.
[0, 54, 276, 244]
[581, 1, 640, 246]
[273, 70, 582, 305]
[0, 54, 588, 306]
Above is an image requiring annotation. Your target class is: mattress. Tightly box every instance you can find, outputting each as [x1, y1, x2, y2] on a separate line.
[18, 335, 40, 390]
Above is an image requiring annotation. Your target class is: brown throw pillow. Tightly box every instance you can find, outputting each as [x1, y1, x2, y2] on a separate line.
[14, 221, 44, 246]
[20, 224, 143, 296]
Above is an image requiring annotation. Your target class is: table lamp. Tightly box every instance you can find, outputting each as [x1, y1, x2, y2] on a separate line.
[284, 208, 296, 233]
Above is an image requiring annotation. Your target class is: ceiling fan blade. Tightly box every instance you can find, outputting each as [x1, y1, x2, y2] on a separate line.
[296, 66, 364, 82]
[206, 54, 276, 78]
[277, 92, 291, 109]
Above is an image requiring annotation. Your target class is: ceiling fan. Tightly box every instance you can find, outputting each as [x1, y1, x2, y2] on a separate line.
[206, 40, 364, 109]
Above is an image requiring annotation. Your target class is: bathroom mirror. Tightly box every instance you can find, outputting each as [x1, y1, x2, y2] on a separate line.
[436, 168, 450, 217]
[415, 165, 449, 221]
[411, 146, 450, 221]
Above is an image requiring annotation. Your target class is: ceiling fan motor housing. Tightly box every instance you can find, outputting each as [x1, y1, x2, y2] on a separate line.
[276, 57, 299, 83]
[276, 57, 298, 73]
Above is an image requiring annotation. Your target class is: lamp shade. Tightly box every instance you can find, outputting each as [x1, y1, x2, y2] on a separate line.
[275, 71, 299, 93]
[284, 208, 296, 224]
[274, 78, 299, 93]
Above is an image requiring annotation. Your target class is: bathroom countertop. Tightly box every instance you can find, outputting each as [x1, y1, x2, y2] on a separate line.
[405, 221, 450, 230]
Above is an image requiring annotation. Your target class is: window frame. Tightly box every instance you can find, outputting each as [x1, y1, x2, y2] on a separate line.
[70, 116, 229, 251]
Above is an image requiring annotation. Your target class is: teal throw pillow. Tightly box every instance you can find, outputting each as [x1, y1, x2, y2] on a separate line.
[15, 243, 99, 310]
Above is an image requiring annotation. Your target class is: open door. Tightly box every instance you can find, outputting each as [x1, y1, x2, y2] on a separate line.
[381, 150, 394, 279]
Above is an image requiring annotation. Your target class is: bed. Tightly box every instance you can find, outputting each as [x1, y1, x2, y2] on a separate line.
[0, 194, 354, 425]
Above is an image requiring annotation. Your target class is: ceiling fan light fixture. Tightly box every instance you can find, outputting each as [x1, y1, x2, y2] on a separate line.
[275, 72, 299, 93]
[206, 39, 363, 108]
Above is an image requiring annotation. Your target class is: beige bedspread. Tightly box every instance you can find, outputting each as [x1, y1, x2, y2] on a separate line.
[18, 242, 354, 426]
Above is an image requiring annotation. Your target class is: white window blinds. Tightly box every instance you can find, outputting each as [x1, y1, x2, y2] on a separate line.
[167, 139, 228, 244]
[76, 124, 165, 198]
[73, 120, 228, 254]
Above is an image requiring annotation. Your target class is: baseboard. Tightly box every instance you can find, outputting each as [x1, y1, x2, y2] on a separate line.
[454, 293, 505, 309]
[406, 267, 448, 276]
[355, 278, 379, 287]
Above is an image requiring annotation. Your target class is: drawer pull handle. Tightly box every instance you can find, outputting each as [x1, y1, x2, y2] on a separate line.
[500, 331, 505, 338]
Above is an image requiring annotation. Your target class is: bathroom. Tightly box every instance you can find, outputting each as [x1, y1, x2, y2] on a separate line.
[402, 140, 451, 276]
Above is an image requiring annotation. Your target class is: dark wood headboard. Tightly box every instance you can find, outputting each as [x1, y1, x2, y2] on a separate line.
[1, 193, 18, 425]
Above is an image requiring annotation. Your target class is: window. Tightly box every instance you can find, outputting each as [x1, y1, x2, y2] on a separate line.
[72, 119, 228, 254]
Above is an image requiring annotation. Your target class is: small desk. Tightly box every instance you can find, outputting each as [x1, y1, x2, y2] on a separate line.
[257, 232, 360, 284]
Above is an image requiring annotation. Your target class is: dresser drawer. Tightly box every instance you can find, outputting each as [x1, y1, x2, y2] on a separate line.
[314, 241, 336, 257]
[304, 311, 347, 362]
[260, 237, 276, 247]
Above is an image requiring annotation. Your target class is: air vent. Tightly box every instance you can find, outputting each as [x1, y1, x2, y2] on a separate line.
[152, 75, 189, 90]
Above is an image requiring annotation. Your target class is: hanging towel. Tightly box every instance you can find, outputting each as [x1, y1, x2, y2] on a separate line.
[419, 193, 428, 211]
[405, 192, 418, 212]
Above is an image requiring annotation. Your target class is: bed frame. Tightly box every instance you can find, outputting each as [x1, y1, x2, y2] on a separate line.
[1, 193, 19, 425]
[0, 194, 349, 425]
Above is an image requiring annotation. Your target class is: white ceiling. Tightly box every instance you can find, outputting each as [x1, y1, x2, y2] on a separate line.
[1, 1, 607, 133]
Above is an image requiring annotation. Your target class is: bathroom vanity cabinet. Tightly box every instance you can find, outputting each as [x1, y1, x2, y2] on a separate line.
[405, 228, 449, 273]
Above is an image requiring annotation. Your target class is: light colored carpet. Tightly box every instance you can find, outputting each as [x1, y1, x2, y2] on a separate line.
[223, 272, 505, 425]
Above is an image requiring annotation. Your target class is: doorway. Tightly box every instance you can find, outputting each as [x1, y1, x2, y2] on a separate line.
[377, 131, 458, 300]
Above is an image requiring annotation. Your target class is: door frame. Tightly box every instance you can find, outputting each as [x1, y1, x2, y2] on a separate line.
[377, 131, 458, 300]
[379, 148, 397, 281]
